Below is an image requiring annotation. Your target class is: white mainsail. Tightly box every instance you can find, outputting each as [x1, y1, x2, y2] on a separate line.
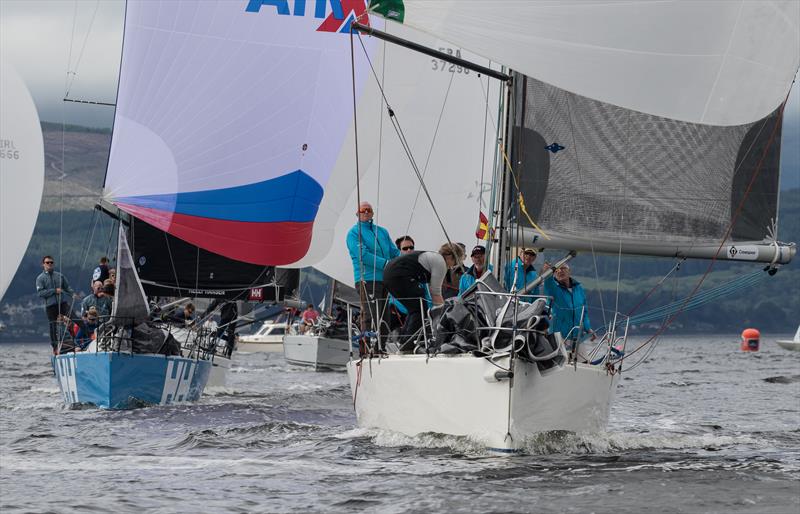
[0, 59, 44, 301]
[369, 0, 800, 126]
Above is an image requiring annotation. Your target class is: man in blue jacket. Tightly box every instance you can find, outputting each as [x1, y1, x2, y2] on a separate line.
[346, 201, 399, 337]
[504, 247, 540, 300]
[35, 255, 77, 347]
[542, 262, 595, 345]
[458, 245, 493, 295]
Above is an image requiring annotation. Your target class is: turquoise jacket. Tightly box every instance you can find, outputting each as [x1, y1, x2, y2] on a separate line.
[346, 220, 399, 283]
[543, 275, 591, 340]
[503, 257, 540, 299]
[458, 264, 494, 296]
[35, 271, 74, 307]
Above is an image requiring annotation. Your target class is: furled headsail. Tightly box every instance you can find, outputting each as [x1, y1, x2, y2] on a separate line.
[111, 226, 150, 324]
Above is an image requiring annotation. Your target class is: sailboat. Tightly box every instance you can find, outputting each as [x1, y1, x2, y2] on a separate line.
[0, 58, 44, 302]
[334, 1, 800, 450]
[776, 326, 800, 352]
[53, 226, 215, 408]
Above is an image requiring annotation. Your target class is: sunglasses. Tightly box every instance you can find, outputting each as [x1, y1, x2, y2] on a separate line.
[358, 208, 373, 213]
[401, 245, 414, 251]
[44, 261, 54, 264]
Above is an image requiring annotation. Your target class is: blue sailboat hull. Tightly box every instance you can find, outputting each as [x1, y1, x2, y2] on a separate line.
[52, 352, 212, 409]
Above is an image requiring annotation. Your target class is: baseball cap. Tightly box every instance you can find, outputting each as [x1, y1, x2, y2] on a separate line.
[471, 245, 486, 256]
[522, 247, 537, 256]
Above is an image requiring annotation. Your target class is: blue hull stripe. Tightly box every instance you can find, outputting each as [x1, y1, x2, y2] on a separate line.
[52, 353, 212, 410]
[115, 169, 324, 223]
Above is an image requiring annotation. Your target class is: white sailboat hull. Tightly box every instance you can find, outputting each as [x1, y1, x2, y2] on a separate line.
[283, 335, 351, 371]
[347, 354, 619, 451]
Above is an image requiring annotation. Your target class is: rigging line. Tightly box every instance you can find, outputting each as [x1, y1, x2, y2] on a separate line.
[349, 25, 369, 341]
[619, 97, 788, 364]
[614, 239, 623, 319]
[163, 232, 185, 298]
[65, 0, 79, 93]
[79, 208, 101, 270]
[65, 0, 102, 97]
[405, 62, 457, 234]
[625, 258, 685, 317]
[478, 69, 491, 221]
[104, 213, 117, 258]
[589, 242, 608, 329]
[355, 33, 455, 247]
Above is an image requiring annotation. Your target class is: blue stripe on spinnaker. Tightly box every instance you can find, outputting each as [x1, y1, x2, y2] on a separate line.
[115, 170, 323, 223]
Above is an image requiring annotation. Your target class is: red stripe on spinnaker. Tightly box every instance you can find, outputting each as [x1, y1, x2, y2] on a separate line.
[115, 203, 314, 266]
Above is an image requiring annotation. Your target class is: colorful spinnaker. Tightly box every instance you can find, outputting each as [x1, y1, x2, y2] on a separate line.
[104, 0, 378, 266]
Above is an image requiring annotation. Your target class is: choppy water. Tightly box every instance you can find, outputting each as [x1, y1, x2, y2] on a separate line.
[1, 335, 798, 513]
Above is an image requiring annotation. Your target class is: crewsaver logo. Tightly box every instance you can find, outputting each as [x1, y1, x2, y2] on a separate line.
[245, 0, 370, 33]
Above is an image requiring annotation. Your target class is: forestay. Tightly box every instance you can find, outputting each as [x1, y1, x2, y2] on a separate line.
[369, 0, 800, 126]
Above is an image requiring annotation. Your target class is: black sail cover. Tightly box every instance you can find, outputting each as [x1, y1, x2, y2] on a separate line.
[511, 75, 784, 250]
[128, 217, 298, 300]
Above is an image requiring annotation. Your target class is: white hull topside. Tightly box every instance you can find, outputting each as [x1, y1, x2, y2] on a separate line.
[347, 354, 619, 451]
[283, 335, 350, 371]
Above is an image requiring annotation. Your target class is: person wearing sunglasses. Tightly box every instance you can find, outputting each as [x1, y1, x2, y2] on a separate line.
[346, 201, 400, 337]
[36, 255, 77, 348]
[504, 247, 541, 301]
[395, 235, 415, 254]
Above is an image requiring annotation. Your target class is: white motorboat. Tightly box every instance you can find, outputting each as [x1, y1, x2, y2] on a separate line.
[238, 320, 289, 353]
[776, 326, 800, 352]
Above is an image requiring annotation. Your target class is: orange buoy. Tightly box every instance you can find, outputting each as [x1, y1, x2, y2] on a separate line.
[741, 328, 760, 352]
